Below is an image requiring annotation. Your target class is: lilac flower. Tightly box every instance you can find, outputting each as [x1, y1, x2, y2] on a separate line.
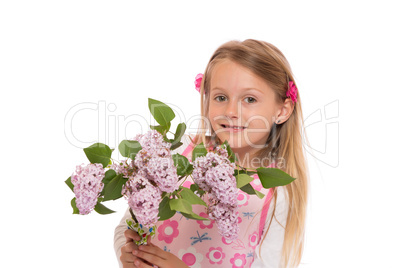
[110, 159, 138, 179]
[111, 130, 179, 193]
[134, 130, 179, 193]
[122, 174, 162, 227]
[133, 130, 171, 151]
[215, 145, 229, 158]
[192, 151, 237, 203]
[71, 163, 105, 215]
[209, 203, 239, 241]
[192, 147, 239, 240]
[146, 157, 179, 192]
[108, 130, 179, 226]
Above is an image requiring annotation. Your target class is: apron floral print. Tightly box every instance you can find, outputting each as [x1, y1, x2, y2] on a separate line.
[152, 143, 274, 268]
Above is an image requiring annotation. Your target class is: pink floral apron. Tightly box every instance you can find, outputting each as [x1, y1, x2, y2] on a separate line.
[152, 143, 274, 268]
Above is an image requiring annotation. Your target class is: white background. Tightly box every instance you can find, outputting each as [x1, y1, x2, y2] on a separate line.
[1, 1, 401, 267]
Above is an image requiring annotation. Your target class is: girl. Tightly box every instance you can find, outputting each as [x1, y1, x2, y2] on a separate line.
[115, 39, 309, 268]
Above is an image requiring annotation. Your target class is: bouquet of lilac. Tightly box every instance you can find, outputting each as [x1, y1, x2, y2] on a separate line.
[65, 98, 296, 244]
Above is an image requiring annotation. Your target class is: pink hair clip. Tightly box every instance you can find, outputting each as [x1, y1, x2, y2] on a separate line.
[286, 81, 298, 104]
[194, 73, 203, 93]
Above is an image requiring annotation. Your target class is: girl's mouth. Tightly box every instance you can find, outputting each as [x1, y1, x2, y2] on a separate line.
[220, 124, 247, 130]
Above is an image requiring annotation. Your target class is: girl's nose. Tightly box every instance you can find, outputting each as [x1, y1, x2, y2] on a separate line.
[225, 100, 240, 118]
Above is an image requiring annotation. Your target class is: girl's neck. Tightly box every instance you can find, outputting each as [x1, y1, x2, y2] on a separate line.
[232, 147, 262, 171]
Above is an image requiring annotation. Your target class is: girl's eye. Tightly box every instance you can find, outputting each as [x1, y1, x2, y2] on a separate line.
[245, 97, 256, 103]
[214, 96, 226, 102]
[214, 96, 256, 103]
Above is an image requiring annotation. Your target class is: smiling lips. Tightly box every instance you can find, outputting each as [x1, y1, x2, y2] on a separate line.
[220, 124, 247, 131]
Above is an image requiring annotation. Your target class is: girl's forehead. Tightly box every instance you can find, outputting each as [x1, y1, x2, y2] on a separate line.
[210, 60, 273, 95]
[211, 59, 253, 76]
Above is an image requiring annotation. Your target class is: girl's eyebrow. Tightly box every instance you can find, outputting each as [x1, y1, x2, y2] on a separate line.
[211, 87, 264, 94]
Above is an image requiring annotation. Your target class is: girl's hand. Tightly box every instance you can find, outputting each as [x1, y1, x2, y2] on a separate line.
[120, 229, 141, 268]
[133, 242, 189, 268]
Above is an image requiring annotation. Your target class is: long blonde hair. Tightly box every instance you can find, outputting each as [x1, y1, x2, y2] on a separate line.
[191, 39, 309, 267]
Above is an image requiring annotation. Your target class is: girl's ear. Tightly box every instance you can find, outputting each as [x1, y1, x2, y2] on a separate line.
[275, 98, 294, 124]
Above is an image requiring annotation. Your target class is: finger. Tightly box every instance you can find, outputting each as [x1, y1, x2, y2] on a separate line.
[122, 241, 137, 253]
[138, 244, 168, 259]
[133, 248, 164, 267]
[124, 229, 141, 242]
[133, 258, 154, 268]
[120, 249, 138, 264]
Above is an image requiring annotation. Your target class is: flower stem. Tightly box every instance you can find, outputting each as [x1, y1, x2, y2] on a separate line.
[129, 208, 138, 223]
[178, 175, 187, 187]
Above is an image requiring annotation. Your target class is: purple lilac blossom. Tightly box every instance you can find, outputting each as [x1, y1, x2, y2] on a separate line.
[110, 159, 138, 180]
[209, 202, 240, 241]
[111, 130, 179, 193]
[71, 163, 105, 215]
[192, 147, 239, 240]
[122, 174, 162, 227]
[134, 130, 179, 193]
[110, 130, 179, 226]
[133, 130, 171, 151]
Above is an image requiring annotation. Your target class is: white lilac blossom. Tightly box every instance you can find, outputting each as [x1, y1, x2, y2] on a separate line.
[71, 163, 105, 215]
[122, 174, 162, 227]
[192, 148, 240, 240]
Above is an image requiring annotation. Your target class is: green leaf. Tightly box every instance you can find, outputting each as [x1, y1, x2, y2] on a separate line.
[158, 196, 176, 221]
[150, 123, 171, 136]
[179, 187, 206, 206]
[148, 98, 175, 127]
[233, 169, 242, 176]
[254, 189, 265, 199]
[71, 198, 79, 214]
[100, 169, 117, 195]
[102, 174, 126, 201]
[94, 201, 116, 214]
[118, 140, 142, 160]
[190, 183, 205, 197]
[168, 192, 207, 220]
[257, 167, 296, 188]
[234, 169, 257, 177]
[192, 142, 208, 162]
[180, 212, 208, 221]
[174, 123, 186, 139]
[236, 174, 255, 188]
[170, 141, 183, 151]
[102, 169, 117, 185]
[172, 154, 193, 176]
[65, 176, 74, 192]
[83, 143, 112, 168]
[245, 170, 258, 176]
[169, 123, 186, 150]
[169, 198, 193, 214]
[240, 184, 265, 199]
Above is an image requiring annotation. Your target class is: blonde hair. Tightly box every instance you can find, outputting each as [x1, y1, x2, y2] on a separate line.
[191, 39, 309, 267]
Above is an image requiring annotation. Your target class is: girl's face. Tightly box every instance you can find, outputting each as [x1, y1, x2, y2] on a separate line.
[208, 60, 282, 152]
